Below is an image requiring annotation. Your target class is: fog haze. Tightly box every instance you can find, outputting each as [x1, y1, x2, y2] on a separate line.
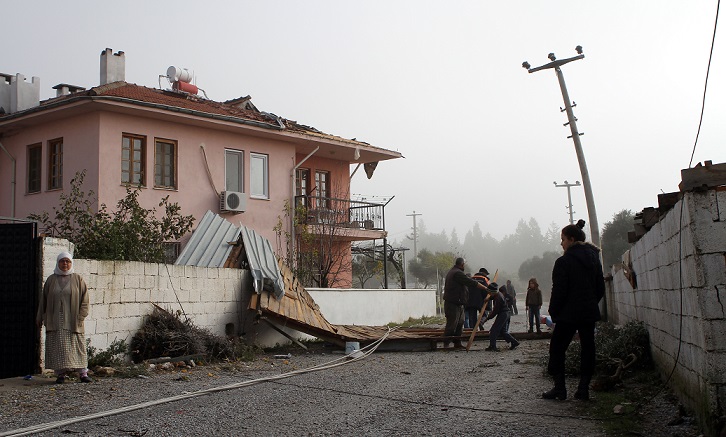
[4, 1, 725, 244]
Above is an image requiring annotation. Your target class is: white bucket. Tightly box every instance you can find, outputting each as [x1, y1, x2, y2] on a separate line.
[345, 341, 360, 354]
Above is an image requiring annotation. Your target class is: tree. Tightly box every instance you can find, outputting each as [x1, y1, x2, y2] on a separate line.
[408, 249, 457, 288]
[351, 251, 383, 288]
[274, 191, 356, 288]
[29, 170, 195, 263]
[601, 209, 635, 269]
[518, 250, 560, 293]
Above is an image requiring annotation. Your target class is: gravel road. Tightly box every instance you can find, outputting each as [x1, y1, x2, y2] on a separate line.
[0, 314, 702, 437]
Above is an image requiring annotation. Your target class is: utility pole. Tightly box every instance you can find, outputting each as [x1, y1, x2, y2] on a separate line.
[553, 180, 580, 225]
[406, 211, 422, 261]
[523, 46, 601, 249]
[382, 196, 395, 289]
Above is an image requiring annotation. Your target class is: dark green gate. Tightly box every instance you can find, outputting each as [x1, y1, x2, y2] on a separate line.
[0, 220, 39, 378]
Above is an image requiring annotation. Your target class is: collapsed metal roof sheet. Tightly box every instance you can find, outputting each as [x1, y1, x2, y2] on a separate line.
[175, 210, 240, 267]
[240, 225, 284, 300]
[175, 210, 284, 299]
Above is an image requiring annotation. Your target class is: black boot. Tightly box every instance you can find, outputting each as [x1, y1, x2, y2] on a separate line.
[574, 376, 591, 400]
[542, 373, 567, 400]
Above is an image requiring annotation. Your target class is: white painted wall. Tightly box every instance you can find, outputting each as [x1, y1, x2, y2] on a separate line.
[308, 288, 435, 326]
[607, 188, 726, 434]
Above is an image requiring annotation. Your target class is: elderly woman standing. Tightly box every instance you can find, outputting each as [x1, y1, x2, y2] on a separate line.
[36, 252, 92, 383]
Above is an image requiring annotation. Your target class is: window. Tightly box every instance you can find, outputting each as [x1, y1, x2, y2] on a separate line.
[250, 153, 269, 199]
[315, 170, 330, 209]
[296, 168, 310, 207]
[225, 149, 244, 192]
[122, 134, 146, 185]
[27, 143, 42, 193]
[154, 138, 177, 189]
[48, 138, 63, 190]
[295, 168, 310, 196]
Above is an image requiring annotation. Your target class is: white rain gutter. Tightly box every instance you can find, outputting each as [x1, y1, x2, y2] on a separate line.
[0, 141, 16, 218]
[291, 147, 319, 260]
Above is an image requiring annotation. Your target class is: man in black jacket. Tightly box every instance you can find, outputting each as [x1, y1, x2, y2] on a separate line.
[443, 258, 490, 348]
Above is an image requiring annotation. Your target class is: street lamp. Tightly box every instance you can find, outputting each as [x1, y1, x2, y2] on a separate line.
[523, 46, 601, 249]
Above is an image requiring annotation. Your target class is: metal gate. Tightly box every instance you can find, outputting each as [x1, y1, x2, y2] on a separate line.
[0, 220, 39, 378]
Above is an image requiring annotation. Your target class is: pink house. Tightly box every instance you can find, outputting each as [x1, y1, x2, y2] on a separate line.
[0, 48, 402, 286]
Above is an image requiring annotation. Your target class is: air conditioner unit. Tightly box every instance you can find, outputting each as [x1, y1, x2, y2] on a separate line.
[220, 191, 246, 213]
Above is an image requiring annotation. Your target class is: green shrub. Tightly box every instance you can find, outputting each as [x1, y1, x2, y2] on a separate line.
[542, 321, 652, 376]
[87, 338, 128, 368]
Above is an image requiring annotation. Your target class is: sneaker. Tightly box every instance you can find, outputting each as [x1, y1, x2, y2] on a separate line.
[510, 342, 520, 350]
[80, 376, 93, 383]
[55, 376, 65, 384]
[484, 346, 500, 352]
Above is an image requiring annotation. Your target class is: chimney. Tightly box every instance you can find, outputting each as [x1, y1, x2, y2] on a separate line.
[5, 73, 41, 113]
[52, 83, 86, 97]
[100, 48, 125, 85]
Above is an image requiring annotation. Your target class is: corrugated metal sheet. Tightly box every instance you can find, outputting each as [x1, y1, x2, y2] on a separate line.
[240, 225, 285, 300]
[175, 211, 240, 267]
[175, 211, 284, 300]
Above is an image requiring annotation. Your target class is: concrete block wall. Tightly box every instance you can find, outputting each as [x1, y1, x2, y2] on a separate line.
[39, 238, 437, 355]
[40, 238, 247, 356]
[608, 189, 726, 434]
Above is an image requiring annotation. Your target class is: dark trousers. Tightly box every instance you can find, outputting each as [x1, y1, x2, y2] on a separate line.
[489, 311, 517, 349]
[547, 320, 596, 377]
[464, 307, 479, 329]
[444, 301, 465, 345]
[528, 305, 541, 330]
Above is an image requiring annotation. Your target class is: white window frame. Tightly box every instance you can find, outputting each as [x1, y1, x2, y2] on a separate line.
[224, 149, 244, 193]
[250, 152, 269, 199]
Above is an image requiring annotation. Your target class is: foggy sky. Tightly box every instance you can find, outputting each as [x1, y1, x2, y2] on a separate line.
[4, 1, 725, 243]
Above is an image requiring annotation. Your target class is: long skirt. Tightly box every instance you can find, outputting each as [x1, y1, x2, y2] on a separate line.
[44, 307, 87, 372]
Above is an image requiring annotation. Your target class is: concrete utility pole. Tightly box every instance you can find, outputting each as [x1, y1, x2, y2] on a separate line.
[406, 211, 422, 261]
[554, 180, 581, 225]
[523, 46, 601, 249]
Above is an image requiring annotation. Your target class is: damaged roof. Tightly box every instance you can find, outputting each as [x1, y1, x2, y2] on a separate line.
[0, 81, 403, 161]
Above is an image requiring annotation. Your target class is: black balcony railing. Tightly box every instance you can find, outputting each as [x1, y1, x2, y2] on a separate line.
[294, 195, 384, 230]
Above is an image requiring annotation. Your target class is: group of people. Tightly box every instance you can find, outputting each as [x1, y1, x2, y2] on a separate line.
[442, 260, 519, 351]
[442, 219, 605, 402]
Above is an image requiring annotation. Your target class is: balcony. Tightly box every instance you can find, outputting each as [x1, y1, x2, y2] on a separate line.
[294, 195, 386, 241]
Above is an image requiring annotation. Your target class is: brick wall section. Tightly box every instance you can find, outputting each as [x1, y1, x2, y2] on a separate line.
[607, 189, 726, 434]
[40, 238, 248, 356]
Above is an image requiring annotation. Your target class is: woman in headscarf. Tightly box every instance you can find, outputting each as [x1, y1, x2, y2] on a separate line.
[36, 251, 92, 383]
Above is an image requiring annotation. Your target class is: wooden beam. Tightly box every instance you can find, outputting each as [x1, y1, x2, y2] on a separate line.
[261, 318, 309, 350]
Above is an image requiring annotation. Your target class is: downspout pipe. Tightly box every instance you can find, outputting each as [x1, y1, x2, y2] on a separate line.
[0, 140, 16, 218]
[291, 147, 320, 261]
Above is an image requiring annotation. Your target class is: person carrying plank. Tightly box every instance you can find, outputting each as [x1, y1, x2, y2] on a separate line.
[482, 283, 520, 352]
[443, 257, 490, 349]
